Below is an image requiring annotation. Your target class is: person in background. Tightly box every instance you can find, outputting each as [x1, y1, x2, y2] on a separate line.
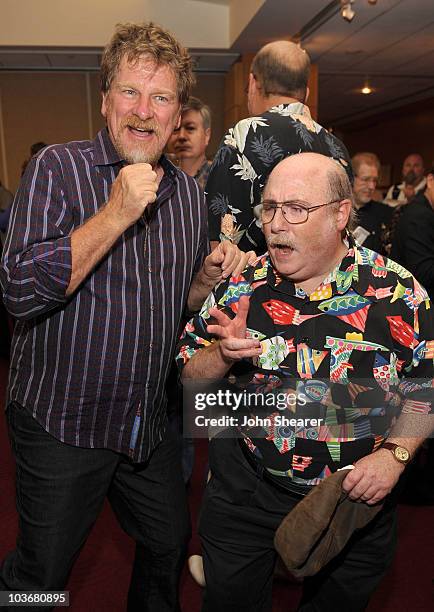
[391, 166, 434, 302]
[206, 40, 352, 253]
[0, 21, 249, 610]
[0, 181, 14, 359]
[169, 95, 212, 192]
[0, 181, 13, 244]
[384, 153, 426, 207]
[166, 96, 213, 483]
[382, 153, 426, 254]
[20, 141, 48, 176]
[391, 166, 434, 505]
[351, 152, 392, 254]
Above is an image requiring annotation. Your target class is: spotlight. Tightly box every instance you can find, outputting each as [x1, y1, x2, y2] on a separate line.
[368, 0, 377, 5]
[341, 1, 356, 22]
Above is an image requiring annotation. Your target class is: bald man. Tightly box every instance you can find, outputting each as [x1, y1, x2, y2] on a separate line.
[206, 40, 352, 254]
[384, 153, 426, 207]
[178, 153, 434, 611]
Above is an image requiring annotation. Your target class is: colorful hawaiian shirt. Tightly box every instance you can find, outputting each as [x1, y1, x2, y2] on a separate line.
[205, 102, 352, 252]
[177, 242, 434, 486]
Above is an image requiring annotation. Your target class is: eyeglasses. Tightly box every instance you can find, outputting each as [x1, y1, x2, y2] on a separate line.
[260, 199, 341, 225]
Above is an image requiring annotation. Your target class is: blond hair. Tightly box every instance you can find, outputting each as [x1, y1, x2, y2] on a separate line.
[100, 22, 194, 104]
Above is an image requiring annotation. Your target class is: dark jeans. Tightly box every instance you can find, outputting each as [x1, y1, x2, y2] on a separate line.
[1, 402, 190, 611]
[200, 436, 397, 612]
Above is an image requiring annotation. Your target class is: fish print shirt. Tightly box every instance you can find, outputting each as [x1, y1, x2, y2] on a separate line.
[177, 241, 434, 487]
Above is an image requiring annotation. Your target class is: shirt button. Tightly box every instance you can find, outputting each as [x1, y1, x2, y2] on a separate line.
[148, 266, 152, 273]
[150, 305, 156, 311]
[149, 342, 153, 349]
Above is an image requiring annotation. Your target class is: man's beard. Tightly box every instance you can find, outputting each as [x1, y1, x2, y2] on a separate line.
[114, 116, 163, 165]
[403, 170, 417, 186]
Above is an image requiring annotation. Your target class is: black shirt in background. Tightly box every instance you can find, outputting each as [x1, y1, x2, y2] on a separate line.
[391, 191, 434, 300]
[354, 199, 393, 255]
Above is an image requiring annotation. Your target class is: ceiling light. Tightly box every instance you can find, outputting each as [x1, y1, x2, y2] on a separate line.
[367, 0, 377, 4]
[341, 1, 356, 22]
[361, 85, 372, 94]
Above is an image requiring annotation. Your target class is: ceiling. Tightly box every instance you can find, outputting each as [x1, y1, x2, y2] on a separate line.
[1, 0, 433, 127]
[234, 0, 434, 126]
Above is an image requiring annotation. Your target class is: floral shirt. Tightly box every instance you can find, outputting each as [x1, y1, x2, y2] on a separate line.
[195, 159, 212, 193]
[205, 102, 352, 252]
[177, 242, 434, 487]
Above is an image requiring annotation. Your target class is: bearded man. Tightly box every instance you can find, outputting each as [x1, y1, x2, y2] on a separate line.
[0, 22, 249, 610]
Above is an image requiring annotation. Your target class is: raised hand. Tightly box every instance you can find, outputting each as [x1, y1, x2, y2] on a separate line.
[207, 296, 262, 364]
[202, 241, 256, 283]
[106, 164, 159, 229]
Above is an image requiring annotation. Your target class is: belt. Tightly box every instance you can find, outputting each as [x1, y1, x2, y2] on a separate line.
[238, 438, 313, 499]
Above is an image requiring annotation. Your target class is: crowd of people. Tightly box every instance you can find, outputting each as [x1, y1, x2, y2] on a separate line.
[0, 20, 433, 612]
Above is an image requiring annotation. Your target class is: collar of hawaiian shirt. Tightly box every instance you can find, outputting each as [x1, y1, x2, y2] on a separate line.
[268, 101, 312, 118]
[194, 159, 212, 181]
[265, 235, 379, 303]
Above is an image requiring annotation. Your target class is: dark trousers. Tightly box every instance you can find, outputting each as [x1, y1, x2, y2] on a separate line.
[0, 402, 191, 611]
[200, 437, 397, 612]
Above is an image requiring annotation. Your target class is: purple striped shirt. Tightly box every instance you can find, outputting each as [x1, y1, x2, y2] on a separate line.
[0, 128, 208, 462]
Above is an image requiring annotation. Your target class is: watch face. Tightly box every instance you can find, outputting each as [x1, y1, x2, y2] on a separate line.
[395, 447, 410, 462]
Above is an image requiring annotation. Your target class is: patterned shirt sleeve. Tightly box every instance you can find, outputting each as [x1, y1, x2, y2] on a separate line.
[176, 290, 219, 367]
[177, 271, 254, 368]
[398, 293, 434, 416]
[0, 151, 73, 320]
[205, 134, 241, 243]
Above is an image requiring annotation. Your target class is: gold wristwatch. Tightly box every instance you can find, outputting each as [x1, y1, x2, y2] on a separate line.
[381, 442, 410, 465]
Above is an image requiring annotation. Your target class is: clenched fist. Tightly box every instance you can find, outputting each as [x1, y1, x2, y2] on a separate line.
[106, 164, 159, 230]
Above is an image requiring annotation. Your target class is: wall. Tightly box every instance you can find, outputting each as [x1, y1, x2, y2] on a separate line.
[192, 74, 226, 156]
[230, 0, 265, 45]
[0, 0, 229, 48]
[0, 72, 104, 191]
[0, 71, 226, 192]
[340, 98, 434, 185]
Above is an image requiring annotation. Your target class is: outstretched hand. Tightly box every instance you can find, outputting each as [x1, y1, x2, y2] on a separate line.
[207, 296, 262, 364]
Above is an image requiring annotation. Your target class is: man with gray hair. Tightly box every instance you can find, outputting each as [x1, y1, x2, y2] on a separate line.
[178, 152, 434, 611]
[351, 151, 392, 254]
[169, 95, 212, 192]
[0, 21, 249, 609]
[206, 40, 352, 253]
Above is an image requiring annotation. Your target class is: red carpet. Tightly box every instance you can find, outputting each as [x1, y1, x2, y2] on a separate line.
[0, 357, 433, 611]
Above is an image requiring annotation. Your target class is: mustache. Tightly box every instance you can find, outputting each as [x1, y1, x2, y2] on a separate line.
[266, 234, 296, 249]
[121, 116, 160, 135]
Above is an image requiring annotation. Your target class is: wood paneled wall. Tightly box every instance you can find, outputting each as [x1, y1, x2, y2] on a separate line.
[0, 71, 226, 193]
[340, 97, 434, 184]
[0, 72, 105, 192]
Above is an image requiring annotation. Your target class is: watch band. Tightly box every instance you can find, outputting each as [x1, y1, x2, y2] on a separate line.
[381, 442, 410, 464]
